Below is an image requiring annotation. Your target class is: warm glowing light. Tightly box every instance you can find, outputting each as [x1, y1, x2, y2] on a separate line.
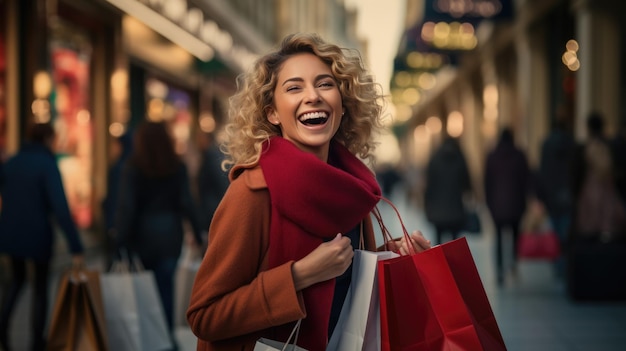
[421, 22, 435, 42]
[33, 71, 52, 98]
[402, 88, 421, 105]
[111, 69, 128, 101]
[406, 52, 444, 70]
[146, 79, 168, 99]
[567, 60, 580, 71]
[76, 110, 91, 125]
[413, 125, 430, 144]
[483, 84, 498, 106]
[447, 111, 464, 137]
[147, 98, 165, 121]
[562, 51, 577, 66]
[424, 21, 477, 50]
[199, 113, 216, 133]
[562, 39, 580, 71]
[425, 116, 442, 134]
[566, 39, 579, 52]
[407, 52, 424, 69]
[395, 104, 413, 123]
[394, 71, 412, 87]
[418, 73, 437, 90]
[109, 122, 125, 137]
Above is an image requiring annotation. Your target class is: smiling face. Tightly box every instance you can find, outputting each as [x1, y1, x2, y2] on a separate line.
[267, 52, 343, 161]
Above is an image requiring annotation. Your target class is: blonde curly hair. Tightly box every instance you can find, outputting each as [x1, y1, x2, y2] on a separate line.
[221, 32, 385, 170]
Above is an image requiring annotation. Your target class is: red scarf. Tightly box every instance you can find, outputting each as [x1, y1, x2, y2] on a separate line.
[259, 137, 381, 350]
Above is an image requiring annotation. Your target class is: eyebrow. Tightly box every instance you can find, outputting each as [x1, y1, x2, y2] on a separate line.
[281, 74, 335, 86]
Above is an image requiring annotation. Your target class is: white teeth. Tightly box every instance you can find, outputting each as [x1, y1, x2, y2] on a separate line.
[300, 112, 328, 121]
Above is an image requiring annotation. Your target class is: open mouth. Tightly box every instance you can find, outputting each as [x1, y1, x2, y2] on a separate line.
[299, 111, 329, 126]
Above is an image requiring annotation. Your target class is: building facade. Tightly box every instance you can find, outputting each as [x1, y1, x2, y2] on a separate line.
[391, 0, 625, 196]
[0, 0, 367, 250]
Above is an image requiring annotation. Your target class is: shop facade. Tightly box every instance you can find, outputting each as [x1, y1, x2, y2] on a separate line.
[391, 0, 626, 196]
[1, 0, 253, 250]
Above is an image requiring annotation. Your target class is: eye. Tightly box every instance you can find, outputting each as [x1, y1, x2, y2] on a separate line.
[285, 85, 301, 92]
[318, 80, 336, 88]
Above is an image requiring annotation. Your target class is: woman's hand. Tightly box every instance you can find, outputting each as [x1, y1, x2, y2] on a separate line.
[292, 234, 354, 291]
[388, 230, 431, 255]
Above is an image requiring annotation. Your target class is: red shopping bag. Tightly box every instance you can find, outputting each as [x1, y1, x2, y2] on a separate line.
[517, 231, 560, 260]
[377, 237, 506, 351]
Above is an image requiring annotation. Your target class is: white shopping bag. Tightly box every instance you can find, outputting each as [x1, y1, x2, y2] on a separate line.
[254, 319, 307, 351]
[101, 257, 173, 351]
[100, 271, 141, 351]
[175, 244, 202, 326]
[132, 270, 173, 351]
[326, 250, 398, 351]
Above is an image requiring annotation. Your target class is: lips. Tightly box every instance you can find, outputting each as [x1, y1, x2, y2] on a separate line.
[298, 111, 329, 126]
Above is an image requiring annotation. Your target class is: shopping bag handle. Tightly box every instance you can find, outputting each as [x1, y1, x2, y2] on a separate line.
[371, 196, 416, 255]
[282, 319, 302, 351]
[110, 247, 145, 273]
[66, 267, 89, 284]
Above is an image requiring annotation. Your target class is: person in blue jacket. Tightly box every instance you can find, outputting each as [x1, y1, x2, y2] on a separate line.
[0, 121, 84, 351]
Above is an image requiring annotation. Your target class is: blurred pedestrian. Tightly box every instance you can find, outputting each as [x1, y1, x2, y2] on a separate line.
[196, 131, 229, 232]
[424, 136, 472, 245]
[484, 128, 531, 286]
[186, 33, 431, 351]
[101, 131, 133, 268]
[536, 110, 577, 277]
[376, 163, 403, 198]
[0, 122, 85, 351]
[115, 120, 205, 351]
[571, 112, 626, 241]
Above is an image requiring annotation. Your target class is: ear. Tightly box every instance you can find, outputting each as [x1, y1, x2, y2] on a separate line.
[267, 109, 280, 125]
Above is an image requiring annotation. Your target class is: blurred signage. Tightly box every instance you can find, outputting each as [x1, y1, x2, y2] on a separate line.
[106, 0, 257, 71]
[423, 0, 514, 23]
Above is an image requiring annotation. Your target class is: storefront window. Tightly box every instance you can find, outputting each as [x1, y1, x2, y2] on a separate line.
[145, 77, 193, 155]
[50, 20, 93, 229]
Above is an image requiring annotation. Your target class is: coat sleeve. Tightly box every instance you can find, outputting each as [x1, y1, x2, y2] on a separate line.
[186, 172, 305, 343]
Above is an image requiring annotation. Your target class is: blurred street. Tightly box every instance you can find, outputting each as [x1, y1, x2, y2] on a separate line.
[3, 182, 626, 351]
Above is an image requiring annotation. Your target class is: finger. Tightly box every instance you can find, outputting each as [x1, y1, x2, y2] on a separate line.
[398, 245, 407, 256]
[411, 231, 431, 249]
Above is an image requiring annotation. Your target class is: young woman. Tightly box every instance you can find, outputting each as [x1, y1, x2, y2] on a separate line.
[116, 121, 205, 350]
[187, 33, 430, 351]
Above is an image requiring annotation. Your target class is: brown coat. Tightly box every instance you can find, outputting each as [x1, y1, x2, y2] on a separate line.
[186, 166, 378, 351]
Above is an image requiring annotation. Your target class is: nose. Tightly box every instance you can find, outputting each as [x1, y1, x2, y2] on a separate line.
[304, 86, 321, 103]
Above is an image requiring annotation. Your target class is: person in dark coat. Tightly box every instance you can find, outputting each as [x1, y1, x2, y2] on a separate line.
[536, 115, 577, 276]
[484, 128, 531, 286]
[115, 120, 205, 350]
[570, 112, 626, 241]
[0, 122, 84, 351]
[101, 130, 133, 267]
[424, 136, 472, 245]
